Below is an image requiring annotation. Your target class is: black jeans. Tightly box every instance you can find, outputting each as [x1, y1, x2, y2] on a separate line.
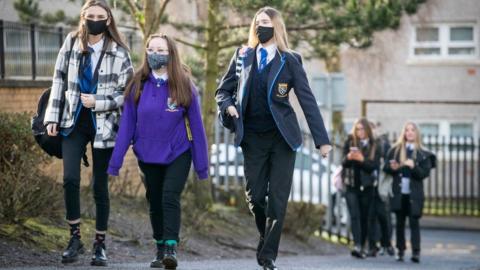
[345, 186, 375, 248]
[241, 129, 296, 261]
[62, 125, 112, 231]
[395, 194, 421, 253]
[138, 150, 192, 242]
[369, 193, 392, 249]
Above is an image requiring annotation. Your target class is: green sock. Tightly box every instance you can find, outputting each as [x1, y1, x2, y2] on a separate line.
[155, 240, 164, 249]
[165, 240, 177, 246]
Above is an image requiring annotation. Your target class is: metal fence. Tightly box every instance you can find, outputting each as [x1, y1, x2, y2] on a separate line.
[0, 20, 143, 80]
[211, 120, 480, 243]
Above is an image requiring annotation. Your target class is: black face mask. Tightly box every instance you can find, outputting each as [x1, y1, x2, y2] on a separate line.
[256, 26, 274, 44]
[86, 19, 108, 35]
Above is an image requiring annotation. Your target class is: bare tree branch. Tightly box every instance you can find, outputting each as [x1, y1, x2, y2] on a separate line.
[126, 0, 145, 34]
[218, 23, 250, 31]
[174, 37, 207, 50]
[149, 0, 170, 36]
[219, 38, 248, 49]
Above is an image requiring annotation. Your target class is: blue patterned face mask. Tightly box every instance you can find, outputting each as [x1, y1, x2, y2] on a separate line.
[147, 53, 169, 70]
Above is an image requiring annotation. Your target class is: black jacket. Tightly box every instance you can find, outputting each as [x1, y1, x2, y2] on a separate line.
[383, 146, 435, 217]
[215, 46, 330, 150]
[341, 136, 382, 189]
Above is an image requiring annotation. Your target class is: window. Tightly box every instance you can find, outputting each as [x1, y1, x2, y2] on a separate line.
[411, 23, 478, 60]
[450, 123, 473, 138]
[419, 123, 440, 137]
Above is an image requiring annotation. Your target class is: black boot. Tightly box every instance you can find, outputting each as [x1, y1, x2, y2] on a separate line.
[396, 249, 404, 262]
[351, 245, 366, 259]
[90, 242, 108, 266]
[61, 236, 85, 264]
[386, 246, 395, 256]
[150, 244, 164, 268]
[262, 259, 278, 270]
[162, 244, 177, 270]
[411, 251, 420, 263]
[256, 237, 265, 266]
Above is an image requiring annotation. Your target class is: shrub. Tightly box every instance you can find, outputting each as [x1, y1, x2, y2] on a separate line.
[0, 112, 62, 224]
[283, 202, 326, 241]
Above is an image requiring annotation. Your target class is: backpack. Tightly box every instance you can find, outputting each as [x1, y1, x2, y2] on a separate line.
[31, 37, 84, 162]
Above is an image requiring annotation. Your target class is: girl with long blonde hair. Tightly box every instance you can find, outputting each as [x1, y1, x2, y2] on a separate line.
[216, 6, 331, 270]
[384, 122, 435, 263]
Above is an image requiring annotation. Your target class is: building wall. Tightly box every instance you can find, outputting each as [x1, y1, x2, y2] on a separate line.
[340, 0, 480, 138]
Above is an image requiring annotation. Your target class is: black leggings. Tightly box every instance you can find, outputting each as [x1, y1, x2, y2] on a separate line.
[395, 194, 421, 253]
[345, 187, 374, 248]
[62, 126, 112, 231]
[138, 150, 192, 242]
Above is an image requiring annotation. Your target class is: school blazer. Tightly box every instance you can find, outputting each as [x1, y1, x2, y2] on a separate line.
[215, 46, 330, 151]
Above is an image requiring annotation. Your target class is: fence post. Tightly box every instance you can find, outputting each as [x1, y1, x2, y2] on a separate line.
[30, 23, 36, 80]
[58, 26, 64, 48]
[0, 20, 5, 79]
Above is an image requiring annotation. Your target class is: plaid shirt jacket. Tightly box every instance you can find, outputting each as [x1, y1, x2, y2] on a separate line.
[44, 33, 134, 148]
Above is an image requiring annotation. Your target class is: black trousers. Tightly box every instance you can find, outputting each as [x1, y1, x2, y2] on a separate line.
[345, 186, 374, 248]
[395, 194, 421, 253]
[241, 129, 296, 261]
[369, 193, 392, 249]
[138, 150, 191, 242]
[62, 126, 113, 231]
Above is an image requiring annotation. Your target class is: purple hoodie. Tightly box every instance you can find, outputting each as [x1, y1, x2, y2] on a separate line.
[107, 72, 209, 179]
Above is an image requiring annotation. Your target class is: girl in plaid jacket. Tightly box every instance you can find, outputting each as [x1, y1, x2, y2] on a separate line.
[44, 0, 133, 266]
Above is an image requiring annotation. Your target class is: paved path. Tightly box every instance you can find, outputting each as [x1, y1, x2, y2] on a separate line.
[3, 229, 480, 270]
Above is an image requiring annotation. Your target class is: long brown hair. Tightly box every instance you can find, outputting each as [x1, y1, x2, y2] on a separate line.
[349, 117, 377, 160]
[125, 34, 193, 107]
[74, 0, 129, 52]
[247, 7, 291, 52]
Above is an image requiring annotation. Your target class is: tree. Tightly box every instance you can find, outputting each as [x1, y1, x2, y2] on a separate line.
[13, 0, 41, 24]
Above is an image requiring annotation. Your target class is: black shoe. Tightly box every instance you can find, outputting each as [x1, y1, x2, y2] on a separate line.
[262, 259, 278, 270]
[150, 244, 165, 268]
[366, 248, 377, 257]
[396, 250, 404, 262]
[61, 237, 85, 264]
[351, 246, 366, 259]
[90, 242, 108, 266]
[162, 244, 177, 270]
[386, 246, 395, 256]
[411, 252, 420, 263]
[256, 237, 265, 266]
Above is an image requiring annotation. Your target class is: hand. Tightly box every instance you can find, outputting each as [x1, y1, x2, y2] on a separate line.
[80, 94, 96, 108]
[348, 151, 364, 162]
[389, 160, 400, 170]
[46, 123, 58, 136]
[226, 105, 239, 118]
[320, 145, 332, 158]
[404, 159, 415, 169]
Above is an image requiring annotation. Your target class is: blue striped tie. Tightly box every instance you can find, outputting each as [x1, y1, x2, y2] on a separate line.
[259, 48, 267, 72]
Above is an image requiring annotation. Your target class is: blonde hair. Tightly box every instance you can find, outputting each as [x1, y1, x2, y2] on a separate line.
[393, 121, 425, 163]
[247, 7, 291, 52]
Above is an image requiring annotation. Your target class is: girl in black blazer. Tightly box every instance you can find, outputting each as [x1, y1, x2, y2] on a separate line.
[216, 6, 331, 270]
[342, 117, 382, 259]
[384, 122, 435, 263]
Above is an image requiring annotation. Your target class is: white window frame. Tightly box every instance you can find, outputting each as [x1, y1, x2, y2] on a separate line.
[409, 22, 479, 62]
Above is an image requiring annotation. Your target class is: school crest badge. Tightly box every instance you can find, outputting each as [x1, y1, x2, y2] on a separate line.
[277, 83, 288, 98]
[166, 97, 179, 112]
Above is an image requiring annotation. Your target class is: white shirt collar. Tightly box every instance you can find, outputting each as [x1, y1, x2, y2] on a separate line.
[360, 139, 369, 147]
[406, 142, 415, 150]
[257, 43, 277, 65]
[88, 38, 104, 54]
[152, 70, 168, 81]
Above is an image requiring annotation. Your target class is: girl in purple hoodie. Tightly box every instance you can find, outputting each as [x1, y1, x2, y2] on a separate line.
[107, 34, 209, 269]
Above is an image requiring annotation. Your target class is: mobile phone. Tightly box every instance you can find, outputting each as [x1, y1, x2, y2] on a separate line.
[350, 147, 359, 152]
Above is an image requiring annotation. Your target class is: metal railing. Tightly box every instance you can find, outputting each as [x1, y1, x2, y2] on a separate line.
[0, 20, 142, 80]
